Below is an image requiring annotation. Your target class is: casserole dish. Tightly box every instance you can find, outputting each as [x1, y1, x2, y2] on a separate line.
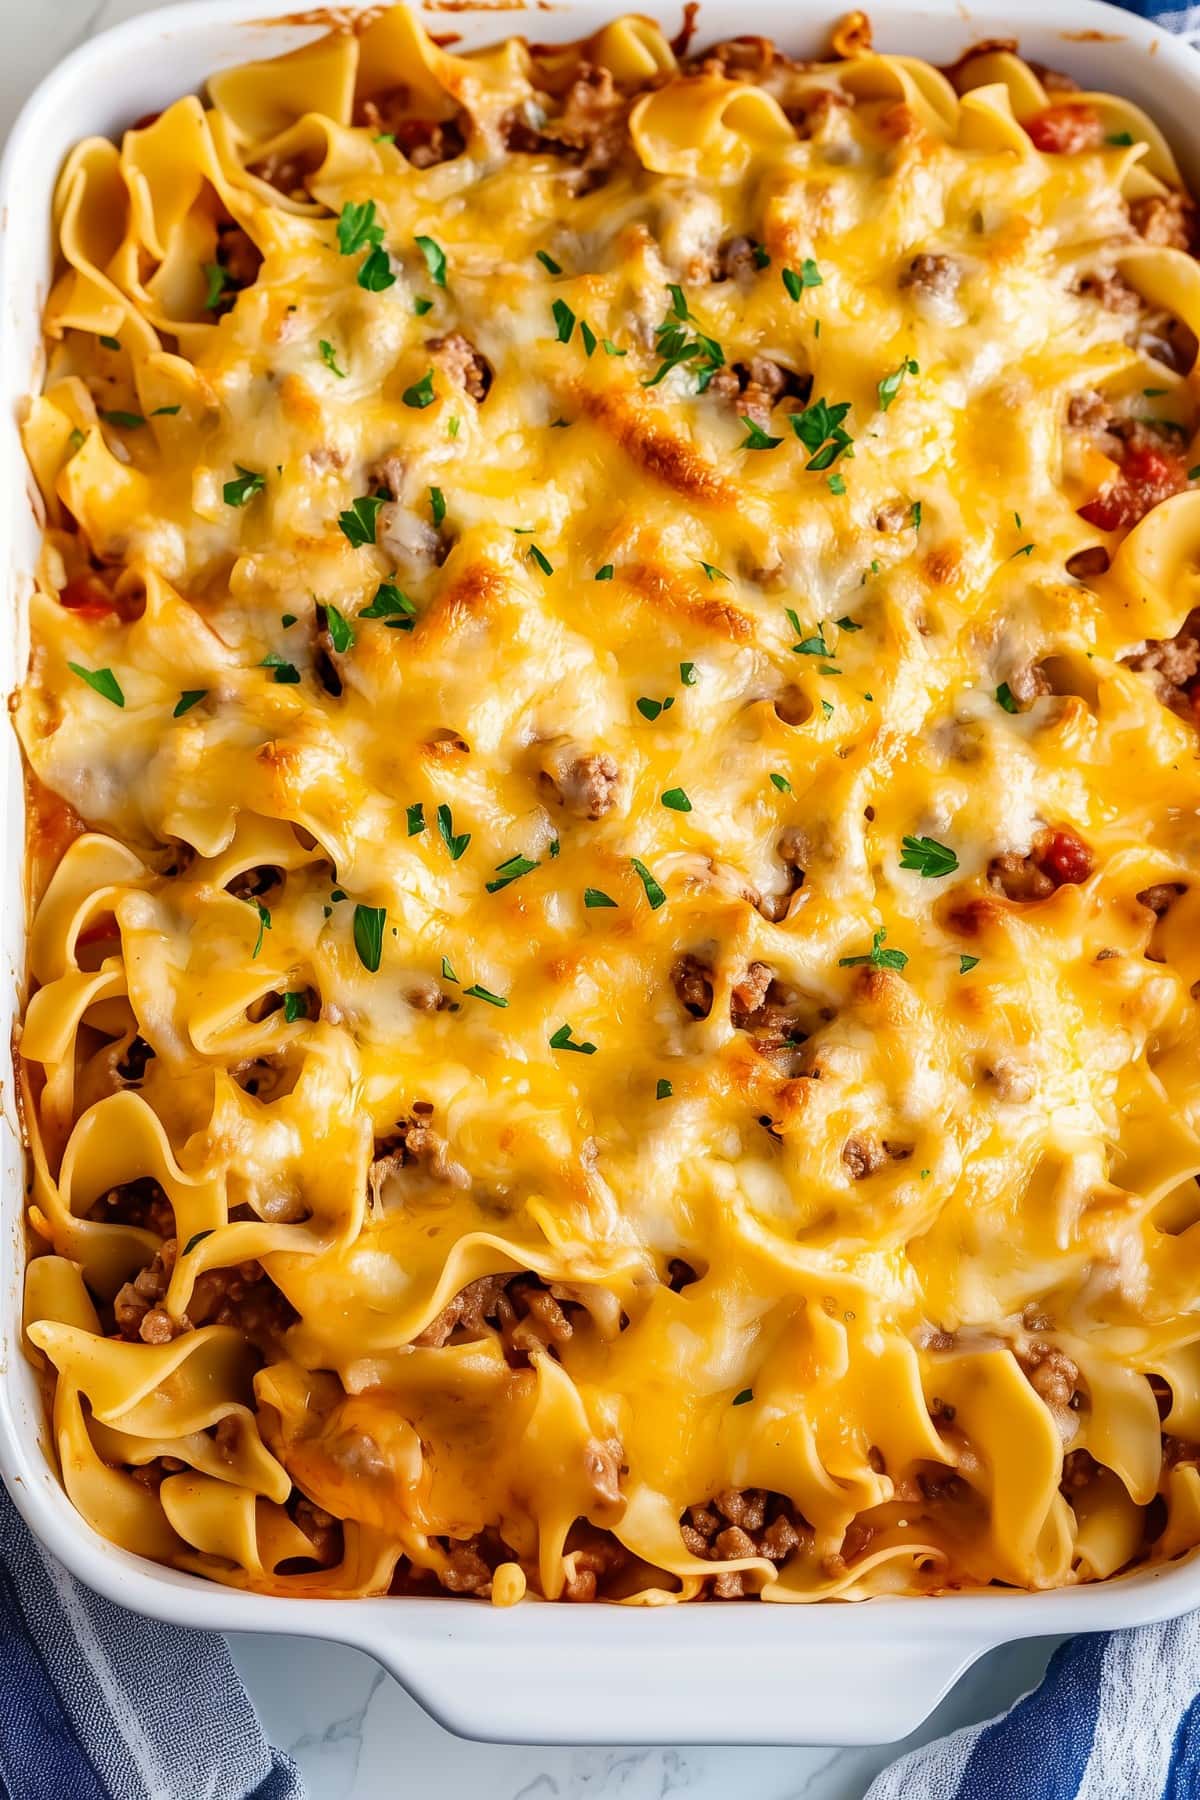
[4, 0, 1200, 1747]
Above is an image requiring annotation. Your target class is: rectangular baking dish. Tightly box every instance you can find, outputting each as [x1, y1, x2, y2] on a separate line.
[2, 0, 1199, 1749]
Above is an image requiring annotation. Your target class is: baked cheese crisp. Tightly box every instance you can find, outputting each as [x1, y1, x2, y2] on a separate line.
[17, 6, 1200, 1602]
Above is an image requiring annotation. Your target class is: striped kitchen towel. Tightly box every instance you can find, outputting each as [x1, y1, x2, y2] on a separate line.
[869, 1625, 1200, 1799]
[0, 1482, 301, 1800]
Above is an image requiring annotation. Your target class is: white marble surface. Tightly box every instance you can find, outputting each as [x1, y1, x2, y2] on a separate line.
[0, 1, 1064, 1791]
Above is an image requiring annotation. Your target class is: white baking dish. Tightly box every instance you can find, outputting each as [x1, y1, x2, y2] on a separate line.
[2, 0, 1199, 1749]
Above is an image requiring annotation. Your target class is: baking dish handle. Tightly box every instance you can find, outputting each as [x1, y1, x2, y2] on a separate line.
[362, 1616, 1003, 1747]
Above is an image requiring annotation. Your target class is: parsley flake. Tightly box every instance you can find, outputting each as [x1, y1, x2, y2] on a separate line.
[353, 904, 386, 972]
[528, 544, 553, 576]
[247, 898, 271, 960]
[679, 661, 697, 686]
[732, 1388, 754, 1407]
[407, 802, 425, 836]
[782, 260, 822, 300]
[486, 853, 539, 893]
[223, 465, 265, 507]
[580, 320, 597, 358]
[414, 296, 434, 316]
[182, 1230, 214, 1257]
[552, 298, 576, 343]
[174, 689, 206, 716]
[319, 339, 346, 378]
[637, 696, 675, 721]
[99, 334, 121, 350]
[900, 834, 959, 878]
[770, 772, 791, 792]
[414, 234, 447, 287]
[740, 416, 783, 450]
[403, 371, 435, 409]
[1107, 130, 1135, 146]
[464, 983, 507, 1008]
[68, 663, 124, 707]
[337, 199, 383, 256]
[261, 652, 300, 684]
[441, 956, 458, 982]
[960, 954, 980, 974]
[839, 927, 908, 972]
[549, 1022, 597, 1055]
[430, 485, 446, 528]
[910, 501, 923, 532]
[338, 493, 385, 548]
[283, 991, 309, 1023]
[358, 245, 394, 291]
[656, 1077, 673, 1099]
[536, 249, 562, 274]
[790, 397, 853, 470]
[660, 786, 691, 813]
[436, 803, 470, 861]
[878, 358, 919, 412]
[323, 603, 354, 653]
[595, 564, 614, 582]
[584, 888, 617, 909]
[203, 263, 231, 311]
[995, 682, 1019, 714]
[828, 473, 847, 495]
[631, 857, 666, 910]
[99, 409, 146, 429]
[698, 561, 728, 582]
[361, 581, 415, 629]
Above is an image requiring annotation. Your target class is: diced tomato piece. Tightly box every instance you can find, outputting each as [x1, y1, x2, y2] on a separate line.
[1038, 829, 1094, 887]
[1079, 441, 1188, 532]
[1026, 105, 1104, 154]
[58, 575, 120, 622]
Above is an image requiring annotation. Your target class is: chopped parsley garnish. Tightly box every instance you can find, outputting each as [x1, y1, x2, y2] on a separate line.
[698, 561, 728, 582]
[486, 853, 539, 893]
[839, 927, 908, 972]
[360, 581, 415, 631]
[637, 696, 674, 721]
[631, 857, 666, 910]
[448, 416, 461, 438]
[910, 501, 923, 532]
[770, 772, 791, 792]
[656, 1077, 673, 1099]
[174, 689, 206, 716]
[740, 416, 783, 450]
[323, 603, 354, 653]
[549, 1022, 597, 1055]
[781, 260, 822, 300]
[1107, 130, 1135, 146]
[337, 199, 383, 255]
[430, 485, 446, 527]
[584, 888, 617, 908]
[995, 682, 1018, 714]
[182, 1230, 214, 1257]
[319, 339, 346, 378]
[247, 898, 271, 959]
[353, 903, 386, 972]
[828, 473, 847, 495]
[643, 285, 724, 391]
[414, 296, 434, 316]
[223, 465, 265, 507]
[415, 234, 447, 287]
[374, 130, 395, 144]
[552, 298, 576, 343]
[338, 493, 385, 547]
[960, 954, 980, 974]
[789, 612, 830, 657]
[464, 983, 507, 1008]
[99, 409, 146, 429]
[441, 956, 458, 982]
[680, 661, 697, 685]
[1190, 465, 1200, 482]
[821, 699, 834, 719]
[660, 786, 691, 812]
[359, 245, 394, 290]
[403, 371, 435, 409]
[836, 615, 861, 632]
[536, 249, 562, 274]
[283, 991, 309, 1023]
[595, 564, 614, 581]
[900, 834, 958, 878]
[528, 544, 553, 576]
[580, 320, 597, 357]
[602, 339, 626, 357]
[203, 263, 231, 311]
[878, 357, 919, 412]
[436, 803, 470, 861]
[261, 652, 300, 684]
[790, 398, 853, 470]
[732, 1388, 754, 1406]
[68, 663, 124, 707]
[1009, 543, 1035, 559]
[99, 334, 121, 350]
[150, 405, 181, 417]
[67, 428, 86, 452]
[407, 802, 425, 836]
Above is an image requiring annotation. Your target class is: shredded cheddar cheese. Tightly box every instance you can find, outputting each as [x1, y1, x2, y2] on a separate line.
[17, 7, 1200, 1603]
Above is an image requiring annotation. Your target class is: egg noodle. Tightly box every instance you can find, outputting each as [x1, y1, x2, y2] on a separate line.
[16, 5, 1200, 1603]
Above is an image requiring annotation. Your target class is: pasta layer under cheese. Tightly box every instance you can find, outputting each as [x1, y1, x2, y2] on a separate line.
[17, 5, 1200, 1603]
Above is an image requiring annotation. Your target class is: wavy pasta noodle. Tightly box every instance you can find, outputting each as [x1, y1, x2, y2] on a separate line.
[15, 5, 1200, 1605]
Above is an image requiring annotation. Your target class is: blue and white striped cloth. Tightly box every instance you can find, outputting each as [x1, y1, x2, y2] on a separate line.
[4, 4, 1200, 1798]
[868, 1627, 1200, 1798]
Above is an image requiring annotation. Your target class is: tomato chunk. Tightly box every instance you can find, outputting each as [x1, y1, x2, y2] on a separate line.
[1079, 440, 1189, 533]
[1038, 829, 1094, 888]
[1026, 105, 1104, 154]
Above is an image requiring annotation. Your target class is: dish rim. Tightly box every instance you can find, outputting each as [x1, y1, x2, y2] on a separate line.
[2, 0, 1200, 1747]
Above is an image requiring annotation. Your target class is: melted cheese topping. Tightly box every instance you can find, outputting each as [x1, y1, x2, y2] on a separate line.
[18, 7, 1200, 1602]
